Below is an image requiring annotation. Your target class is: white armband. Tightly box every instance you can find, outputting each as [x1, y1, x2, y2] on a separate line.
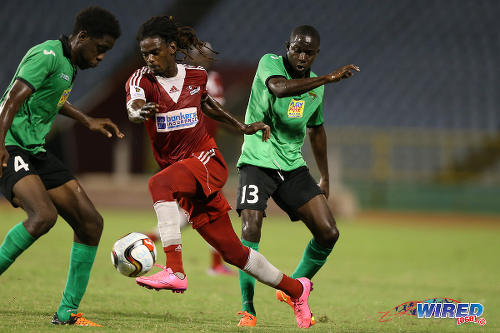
[130, 85, 146, 100]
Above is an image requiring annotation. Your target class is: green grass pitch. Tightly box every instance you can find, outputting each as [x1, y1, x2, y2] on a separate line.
[0, 207, 498, 332]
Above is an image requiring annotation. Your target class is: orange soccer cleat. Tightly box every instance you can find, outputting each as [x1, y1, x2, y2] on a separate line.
[51, 312, 103, 327]
[237, 311, 257, 327]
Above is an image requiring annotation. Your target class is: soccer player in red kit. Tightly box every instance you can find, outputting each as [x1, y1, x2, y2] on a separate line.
[143, 43, 235, 276]
[125, 16, 314, 328]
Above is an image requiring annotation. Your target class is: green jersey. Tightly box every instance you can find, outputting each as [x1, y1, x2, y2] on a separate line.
[1, 38, 76, 153]
[237, 54, 324, 171]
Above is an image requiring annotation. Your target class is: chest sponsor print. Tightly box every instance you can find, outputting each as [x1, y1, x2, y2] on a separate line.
[155, 107, 198, 132]
[288, 99, 305, 118]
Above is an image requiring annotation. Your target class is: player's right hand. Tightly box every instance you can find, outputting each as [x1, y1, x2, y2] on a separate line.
[139, 102, 159, 119]
[0, 145, 9, 178]
[244, 122, 271, 142]
[327, 64, 360, 82]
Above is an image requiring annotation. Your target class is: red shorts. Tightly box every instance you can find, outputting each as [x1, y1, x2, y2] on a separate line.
[151, 148, 231, 229]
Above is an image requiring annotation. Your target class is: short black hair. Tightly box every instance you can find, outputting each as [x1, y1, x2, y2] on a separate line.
[73, 6, 121, 39]
[290, 25, 320, 45]
[137, 16, 213, 60]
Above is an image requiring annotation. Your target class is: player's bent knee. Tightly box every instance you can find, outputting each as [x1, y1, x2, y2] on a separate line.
[241, 222, 262, 241]
[318, 225, 340, 248]
[327, 226, 340, 245]
[77, 210, 104, 243]
[88, 211, 104, 238]
[93, 211, 104, 236]
[148, 173, 163, 193]
[148, 173, 175, 199]
[27, 208, 58, 237]
[241, 210, 263, 241]
[219, 249, 247, 268]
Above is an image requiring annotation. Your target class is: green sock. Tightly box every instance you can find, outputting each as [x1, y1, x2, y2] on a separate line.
[291, 238, 333, 279]
[239, 239, 259, 316]
[56, 242, 98, 321]
[0, 222, 36, 275]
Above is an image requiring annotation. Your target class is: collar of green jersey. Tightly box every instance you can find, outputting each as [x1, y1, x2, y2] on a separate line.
[58, 35, 77, 82]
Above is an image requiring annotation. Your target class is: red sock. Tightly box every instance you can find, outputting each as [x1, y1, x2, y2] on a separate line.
[164, 244, 185, 275]
[276, 275, 303, 299]
[211, 250, 223, 268]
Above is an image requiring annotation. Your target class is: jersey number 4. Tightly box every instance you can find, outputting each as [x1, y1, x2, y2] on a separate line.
[240, 185, 259, 204]
[14, 156, 29, 172]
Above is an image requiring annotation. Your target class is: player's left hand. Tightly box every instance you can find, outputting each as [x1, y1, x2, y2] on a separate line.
[243, 122, 271, 142]
[319, 177, 330, 198]
[327, 64, 360, 82]
[87, 117, 125, 139]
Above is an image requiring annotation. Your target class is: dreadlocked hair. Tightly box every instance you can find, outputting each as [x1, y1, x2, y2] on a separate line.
[136, 16, 217, 61]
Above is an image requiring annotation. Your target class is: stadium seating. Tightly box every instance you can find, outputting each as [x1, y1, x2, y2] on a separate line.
[196, 0, 500, 130]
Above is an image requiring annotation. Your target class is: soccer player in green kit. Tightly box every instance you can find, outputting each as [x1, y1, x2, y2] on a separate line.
[236, 25, 359, 327]
[0, 7, 122, 326]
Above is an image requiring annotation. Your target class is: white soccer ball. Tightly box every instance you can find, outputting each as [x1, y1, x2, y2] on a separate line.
[111, 232, 157, 277]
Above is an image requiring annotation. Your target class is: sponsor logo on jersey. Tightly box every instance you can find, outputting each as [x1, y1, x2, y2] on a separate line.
[155, 107, 198, 132]
[169, 86, 179, 93]
[60, 73, 70, 81]
[188, 85, 200, 95]
[287, 99, 305, 118]
[57, 88, 72, 107]
[43, 49, 56, 56]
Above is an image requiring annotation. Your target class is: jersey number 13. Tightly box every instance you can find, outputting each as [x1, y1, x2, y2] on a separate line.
[240, 185, 259, 204]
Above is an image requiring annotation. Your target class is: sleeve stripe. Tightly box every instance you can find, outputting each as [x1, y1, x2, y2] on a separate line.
[129, 71, 138, 90]
[132, 69, 141, 87]
[264, 75, 286, 95]
[306, 123, 324, 128]
[130, 67, 148, 89]
[16, 77, 36, 92]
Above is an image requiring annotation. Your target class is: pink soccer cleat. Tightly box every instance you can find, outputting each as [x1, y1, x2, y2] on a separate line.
[136, 264, 187, 293]
[291, 277, 314, 328]
[276, 289, 316, 326]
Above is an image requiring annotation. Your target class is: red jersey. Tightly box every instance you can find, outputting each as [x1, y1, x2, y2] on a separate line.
[126, 64, 218, 169]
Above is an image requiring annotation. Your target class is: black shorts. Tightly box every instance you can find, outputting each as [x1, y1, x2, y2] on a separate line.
[236, 164, 323, 221]
[0, 146, 75, 207]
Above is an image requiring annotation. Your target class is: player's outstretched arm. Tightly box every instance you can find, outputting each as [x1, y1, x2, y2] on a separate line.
[60, 102, 124, 139]
[308, 125, 330, 198]
[268, 64, 360, 98]
[0, 79, 33, 176]
[201, 95, 270, 141]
